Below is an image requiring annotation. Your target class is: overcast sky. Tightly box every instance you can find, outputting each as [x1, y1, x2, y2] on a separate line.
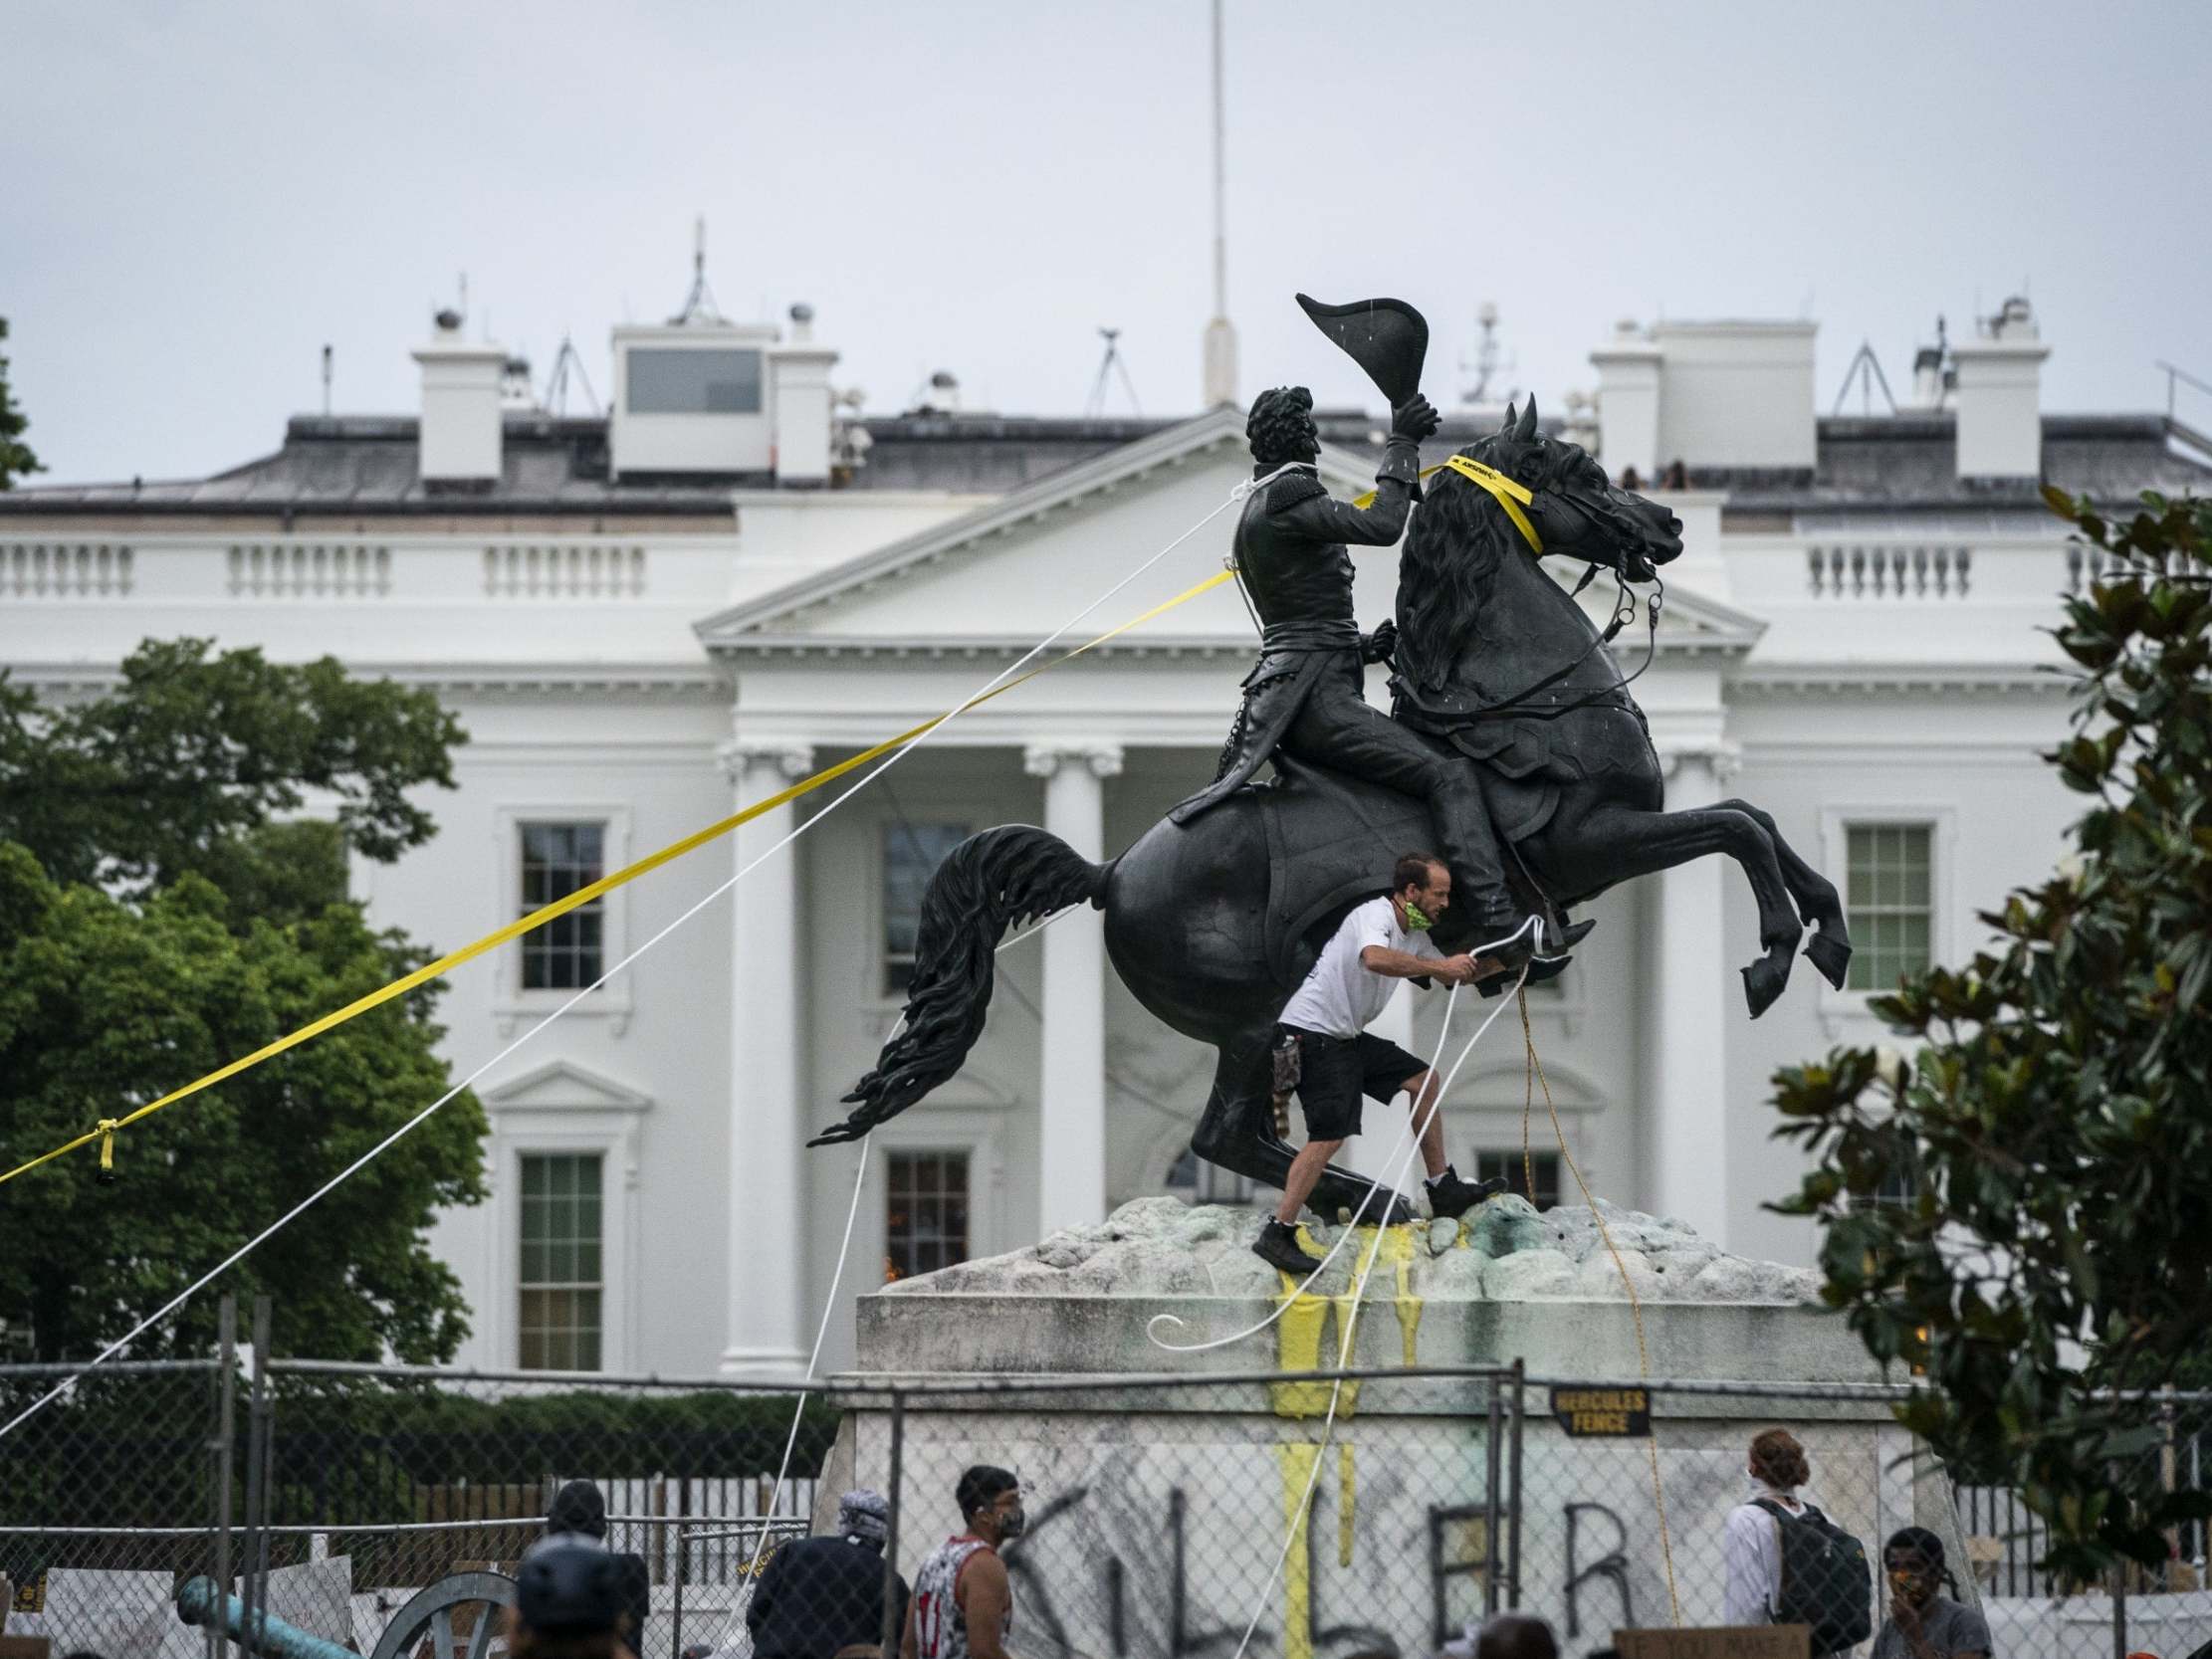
[6, 0, 2208, 486]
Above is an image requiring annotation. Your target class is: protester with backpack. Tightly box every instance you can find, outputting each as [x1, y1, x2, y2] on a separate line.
[1723, 1428, 1874, 1655]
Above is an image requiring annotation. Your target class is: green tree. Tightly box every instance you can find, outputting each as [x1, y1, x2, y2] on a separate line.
[0, 637, 462, 898]
[0, 643, 486, 1363]
[0, 316, 41, 489]
[1770, 490, 2212, 1580]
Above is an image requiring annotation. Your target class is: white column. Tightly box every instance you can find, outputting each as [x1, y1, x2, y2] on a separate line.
[717, 739, 815, 1378]
[1023, 741, 1123, 1238]
[1647, 745, 1737, 1249]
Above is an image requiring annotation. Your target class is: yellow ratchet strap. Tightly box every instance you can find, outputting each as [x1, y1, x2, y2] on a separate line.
[0, 566, 1236, 1187]
[1352, 456, 1542, 553]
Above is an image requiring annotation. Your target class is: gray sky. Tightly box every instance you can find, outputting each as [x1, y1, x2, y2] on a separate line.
[6, 0, 2209, 486]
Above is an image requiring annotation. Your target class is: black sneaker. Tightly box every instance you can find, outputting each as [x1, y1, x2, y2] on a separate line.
[1425, 1165, 1507, 1221]
[1251, 1219, 1319, 1276]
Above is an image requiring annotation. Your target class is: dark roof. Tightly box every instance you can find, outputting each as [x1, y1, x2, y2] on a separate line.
[1695, 413, 2212, 514]
[0, 415, 739, 519]
[5, 404, 2203, 522]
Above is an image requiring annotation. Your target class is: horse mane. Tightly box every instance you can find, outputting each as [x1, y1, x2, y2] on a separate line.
[1394, 434, 1520, 695]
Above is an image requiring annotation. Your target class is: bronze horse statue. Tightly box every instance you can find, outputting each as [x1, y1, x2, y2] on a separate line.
[815, 402, 1853, 1222]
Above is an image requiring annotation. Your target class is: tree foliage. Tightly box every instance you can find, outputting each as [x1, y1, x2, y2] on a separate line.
[0, 316, 41, 489]
[0, 638, 464, 897]
[1770, 491, 2212, 1580]
[0, 643, 485, 1363]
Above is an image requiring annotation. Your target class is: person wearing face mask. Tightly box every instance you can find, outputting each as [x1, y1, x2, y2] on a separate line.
[1722, 1428, 1873, 1655]
[1873, 1530, 1990, 1659]
[1251, 852, 1505, 1276]
[904, 1466, 1024, 1659]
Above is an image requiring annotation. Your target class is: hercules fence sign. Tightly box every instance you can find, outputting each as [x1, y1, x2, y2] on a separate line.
[1549, 1384, 1652, 1438]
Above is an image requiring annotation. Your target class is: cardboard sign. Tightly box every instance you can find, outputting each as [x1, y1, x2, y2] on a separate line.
[1617, 1625, 1810, 1659]
[0, 1639, 53, 1659]
[1550, 1384, 1652, 1438]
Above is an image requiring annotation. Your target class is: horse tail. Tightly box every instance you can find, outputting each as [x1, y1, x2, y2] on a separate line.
[809, 825, 1108, 1146]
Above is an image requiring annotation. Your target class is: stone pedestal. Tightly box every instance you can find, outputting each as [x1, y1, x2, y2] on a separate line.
[822, 1199, 1968, 1659]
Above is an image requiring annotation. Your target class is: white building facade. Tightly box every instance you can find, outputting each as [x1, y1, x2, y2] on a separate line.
[5, 297, 2205, 1378]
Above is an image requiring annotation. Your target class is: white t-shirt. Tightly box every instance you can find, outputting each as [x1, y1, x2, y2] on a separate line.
[1278, 896, 1442, 1038]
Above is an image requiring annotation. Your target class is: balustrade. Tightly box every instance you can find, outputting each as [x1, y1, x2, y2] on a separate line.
[1, 541, 133, 597]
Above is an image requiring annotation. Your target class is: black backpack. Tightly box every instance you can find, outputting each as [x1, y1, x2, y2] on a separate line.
[1753, 1499, 1874, 1654]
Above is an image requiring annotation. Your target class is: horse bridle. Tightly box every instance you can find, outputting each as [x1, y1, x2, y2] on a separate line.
[1436, 450, 1667, 724]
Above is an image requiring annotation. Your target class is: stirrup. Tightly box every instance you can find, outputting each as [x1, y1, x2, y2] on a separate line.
[1470, 916, 1594, 994]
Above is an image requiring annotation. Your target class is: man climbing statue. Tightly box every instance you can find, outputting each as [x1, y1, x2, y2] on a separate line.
[1171, 295, 1589, 983]
[1252, 851, 1507, 1277]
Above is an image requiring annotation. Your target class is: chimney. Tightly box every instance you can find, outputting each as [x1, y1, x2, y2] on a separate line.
[412, 311, 505, 483]
[769, 303, 837, 487]
[1950, 297, 2049, 479]
[1590, 320, 1661, 486]
[1650, 319, 1817, 472]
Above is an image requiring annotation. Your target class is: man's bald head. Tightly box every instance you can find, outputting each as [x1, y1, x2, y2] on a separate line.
[1476, 1613, 1560, 1659]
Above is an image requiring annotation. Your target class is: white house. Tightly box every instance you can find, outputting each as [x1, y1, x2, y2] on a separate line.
[4, 290, 2205, 1379]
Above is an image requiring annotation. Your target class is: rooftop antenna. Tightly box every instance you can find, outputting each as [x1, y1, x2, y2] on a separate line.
[1087, 326, 1142, 417]
[1831, 338, 1898, 417]
[1199, 0, 1238, 407]
[672, 216, 726, 325]
[1458, 302, 1517, 406]
[320, 344, 332, 417]
[545, 331, 601, 417]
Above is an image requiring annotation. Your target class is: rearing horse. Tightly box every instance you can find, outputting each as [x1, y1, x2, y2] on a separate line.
[814, 402, 1853, 1223]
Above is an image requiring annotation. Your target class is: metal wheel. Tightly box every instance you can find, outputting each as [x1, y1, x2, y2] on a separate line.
[368, 1569, 517, 1659]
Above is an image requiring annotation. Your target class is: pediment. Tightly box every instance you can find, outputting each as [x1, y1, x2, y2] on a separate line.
[696, 405, 1766, 658]
[697, 408, 1382, 650]
[481, 1058, 652, 1114]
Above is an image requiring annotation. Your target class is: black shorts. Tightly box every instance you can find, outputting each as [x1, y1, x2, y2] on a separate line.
[1276, 1024, 1428, 1141]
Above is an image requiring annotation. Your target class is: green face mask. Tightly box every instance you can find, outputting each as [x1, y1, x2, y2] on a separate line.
[1403, 901, 1435, 933]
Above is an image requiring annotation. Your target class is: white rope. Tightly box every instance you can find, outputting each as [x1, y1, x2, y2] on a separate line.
[0, 469, 1279, 1445]
[1144, 986, 1459, 1354]
[1226, 962, 1529, 1659]
[740, 1133, 873, 1580]
[731, 904, 1083, 1573]
[1145, 915, 1544, 1354]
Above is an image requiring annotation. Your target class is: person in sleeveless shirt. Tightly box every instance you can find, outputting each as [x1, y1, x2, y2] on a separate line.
[903, 1465, 1022, 1659]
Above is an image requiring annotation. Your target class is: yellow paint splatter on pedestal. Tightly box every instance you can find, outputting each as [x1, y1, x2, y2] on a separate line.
[1275, 1441, 1321, 1659]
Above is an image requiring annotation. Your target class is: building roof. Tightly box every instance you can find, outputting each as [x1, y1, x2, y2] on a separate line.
[1690, 413, 2212, 515]
[4, 403, 2204, 522]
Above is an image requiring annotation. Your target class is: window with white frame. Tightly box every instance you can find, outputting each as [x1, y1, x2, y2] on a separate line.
[1844, 824, 1933, 992]
[520, 822, 606, 990]
[1475, 1149, 1561, 1211]
[518, 1151, 604, 1370]
[883, 821, 968, 996]
[884, 1150, 969, 1282]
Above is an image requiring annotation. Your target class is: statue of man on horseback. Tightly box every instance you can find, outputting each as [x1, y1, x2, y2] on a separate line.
[815, 292, 1858, 1230]
[1169, 355, 1582, 986]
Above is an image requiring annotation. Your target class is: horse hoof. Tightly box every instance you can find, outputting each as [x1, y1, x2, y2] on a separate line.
[1804, 931, 1854, 991]
[1742, 956, 1791, 1018]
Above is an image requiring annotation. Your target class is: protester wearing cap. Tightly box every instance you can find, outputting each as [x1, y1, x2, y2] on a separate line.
[746, 1489, 911, 1659]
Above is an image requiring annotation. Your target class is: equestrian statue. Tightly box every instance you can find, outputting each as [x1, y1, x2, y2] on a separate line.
[813, 295, 1854, 1225]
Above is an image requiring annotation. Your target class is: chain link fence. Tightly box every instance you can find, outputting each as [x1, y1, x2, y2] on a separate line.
[5, 1334, 2211, 1659]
